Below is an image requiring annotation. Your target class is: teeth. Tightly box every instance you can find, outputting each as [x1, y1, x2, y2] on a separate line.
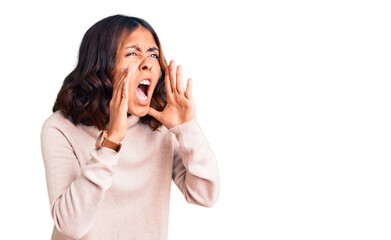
[140, 80, 150, 85]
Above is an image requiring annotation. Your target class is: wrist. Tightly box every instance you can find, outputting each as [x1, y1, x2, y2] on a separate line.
[106, 134, 122, 144]
[95, 130, 122, 153]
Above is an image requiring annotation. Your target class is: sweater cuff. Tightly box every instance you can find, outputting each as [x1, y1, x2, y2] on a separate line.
[82, 147, 119, 191]
[90, 147, 119, 166]
[168, 118, 200, 137]
[168, 118, 205, 150]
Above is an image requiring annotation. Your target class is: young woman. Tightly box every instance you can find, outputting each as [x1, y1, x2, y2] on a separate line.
[41, 15, 220, 240]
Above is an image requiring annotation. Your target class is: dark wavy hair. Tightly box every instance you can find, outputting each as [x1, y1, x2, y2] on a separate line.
[53, 15, 167, 131]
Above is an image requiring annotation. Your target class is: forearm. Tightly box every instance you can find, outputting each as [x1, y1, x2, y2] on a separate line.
[170, 119, 220, 207]
[49, 148, 118, 239]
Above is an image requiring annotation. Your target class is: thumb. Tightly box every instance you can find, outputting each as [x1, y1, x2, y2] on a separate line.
[148, 107, 162, 121]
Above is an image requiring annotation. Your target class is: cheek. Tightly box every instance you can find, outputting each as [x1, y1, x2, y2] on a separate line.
[127, 81, 135, 97]
[120, 58, 138, 72]
[154, 65, 161, 79]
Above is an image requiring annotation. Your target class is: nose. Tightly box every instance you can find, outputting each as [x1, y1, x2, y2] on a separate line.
[139, 57, 153, 71]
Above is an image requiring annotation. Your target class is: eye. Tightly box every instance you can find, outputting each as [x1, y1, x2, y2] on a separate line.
[125, 52, 137, 57]
[149, 53, 159, 59]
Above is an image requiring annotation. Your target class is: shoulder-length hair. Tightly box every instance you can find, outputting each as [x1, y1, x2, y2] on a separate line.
[53, 14, 167, 131]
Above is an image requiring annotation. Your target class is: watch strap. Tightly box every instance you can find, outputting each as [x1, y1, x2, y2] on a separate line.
[102, 138, 122, 152]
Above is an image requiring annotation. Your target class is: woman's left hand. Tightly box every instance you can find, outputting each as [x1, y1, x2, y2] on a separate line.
[148, 60, 196, 129]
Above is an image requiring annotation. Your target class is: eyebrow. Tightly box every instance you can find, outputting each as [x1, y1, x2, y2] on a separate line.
[126, 45, 159, 52]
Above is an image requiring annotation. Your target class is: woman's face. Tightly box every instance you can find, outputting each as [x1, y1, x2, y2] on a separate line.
[115, 26, 161, 117]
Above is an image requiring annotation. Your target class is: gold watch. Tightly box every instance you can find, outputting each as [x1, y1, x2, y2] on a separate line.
[95, 130, 122, 153]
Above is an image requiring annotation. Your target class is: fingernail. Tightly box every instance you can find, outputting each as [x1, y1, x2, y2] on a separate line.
[126, 66, 130, 72]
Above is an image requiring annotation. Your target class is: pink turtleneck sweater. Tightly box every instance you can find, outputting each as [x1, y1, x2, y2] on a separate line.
[41, 111, 220, 240]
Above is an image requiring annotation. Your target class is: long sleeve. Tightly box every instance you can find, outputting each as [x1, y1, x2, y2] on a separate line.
[41, 121, 119, 240]
[169, 119, 220, 208]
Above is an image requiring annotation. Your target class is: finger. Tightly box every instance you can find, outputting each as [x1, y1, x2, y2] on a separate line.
[148, 107, 162, 121]
[164, 66, 174, 103]
[122, 68, 131, 97]
[176, 65, 183, 94]
[169, 60, 176, 93]
[118, 78, 128, 112]
[184, 78, 193, 100]
[164, 66, 172, 92]
[121, 77, 128, 100]
[111, 70, 125, 105]
[113, 68, 126, 89]
[112, 68, 130, 105]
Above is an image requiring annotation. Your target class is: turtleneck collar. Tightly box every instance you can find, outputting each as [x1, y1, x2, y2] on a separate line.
[127, 114, 140, 128]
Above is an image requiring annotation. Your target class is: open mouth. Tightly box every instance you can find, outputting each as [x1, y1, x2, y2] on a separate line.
[136, 79, 150, 101]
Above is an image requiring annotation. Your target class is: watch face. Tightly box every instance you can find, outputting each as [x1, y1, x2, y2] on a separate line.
[95, 131, 105, 148]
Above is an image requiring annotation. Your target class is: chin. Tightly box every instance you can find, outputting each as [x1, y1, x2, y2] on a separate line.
[128, 106, 149, 117]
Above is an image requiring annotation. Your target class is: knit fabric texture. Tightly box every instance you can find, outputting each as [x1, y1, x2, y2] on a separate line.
[41, 111, 220, 240]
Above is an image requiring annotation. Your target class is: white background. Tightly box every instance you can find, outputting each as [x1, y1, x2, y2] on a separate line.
[0, 0, 390, 239]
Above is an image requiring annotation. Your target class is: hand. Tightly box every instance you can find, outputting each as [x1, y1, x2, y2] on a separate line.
[148, 60, 196, 129]
[105, 68, 131, 143]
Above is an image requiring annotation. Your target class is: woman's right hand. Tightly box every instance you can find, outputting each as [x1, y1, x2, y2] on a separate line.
[105, 68, 131, 144]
